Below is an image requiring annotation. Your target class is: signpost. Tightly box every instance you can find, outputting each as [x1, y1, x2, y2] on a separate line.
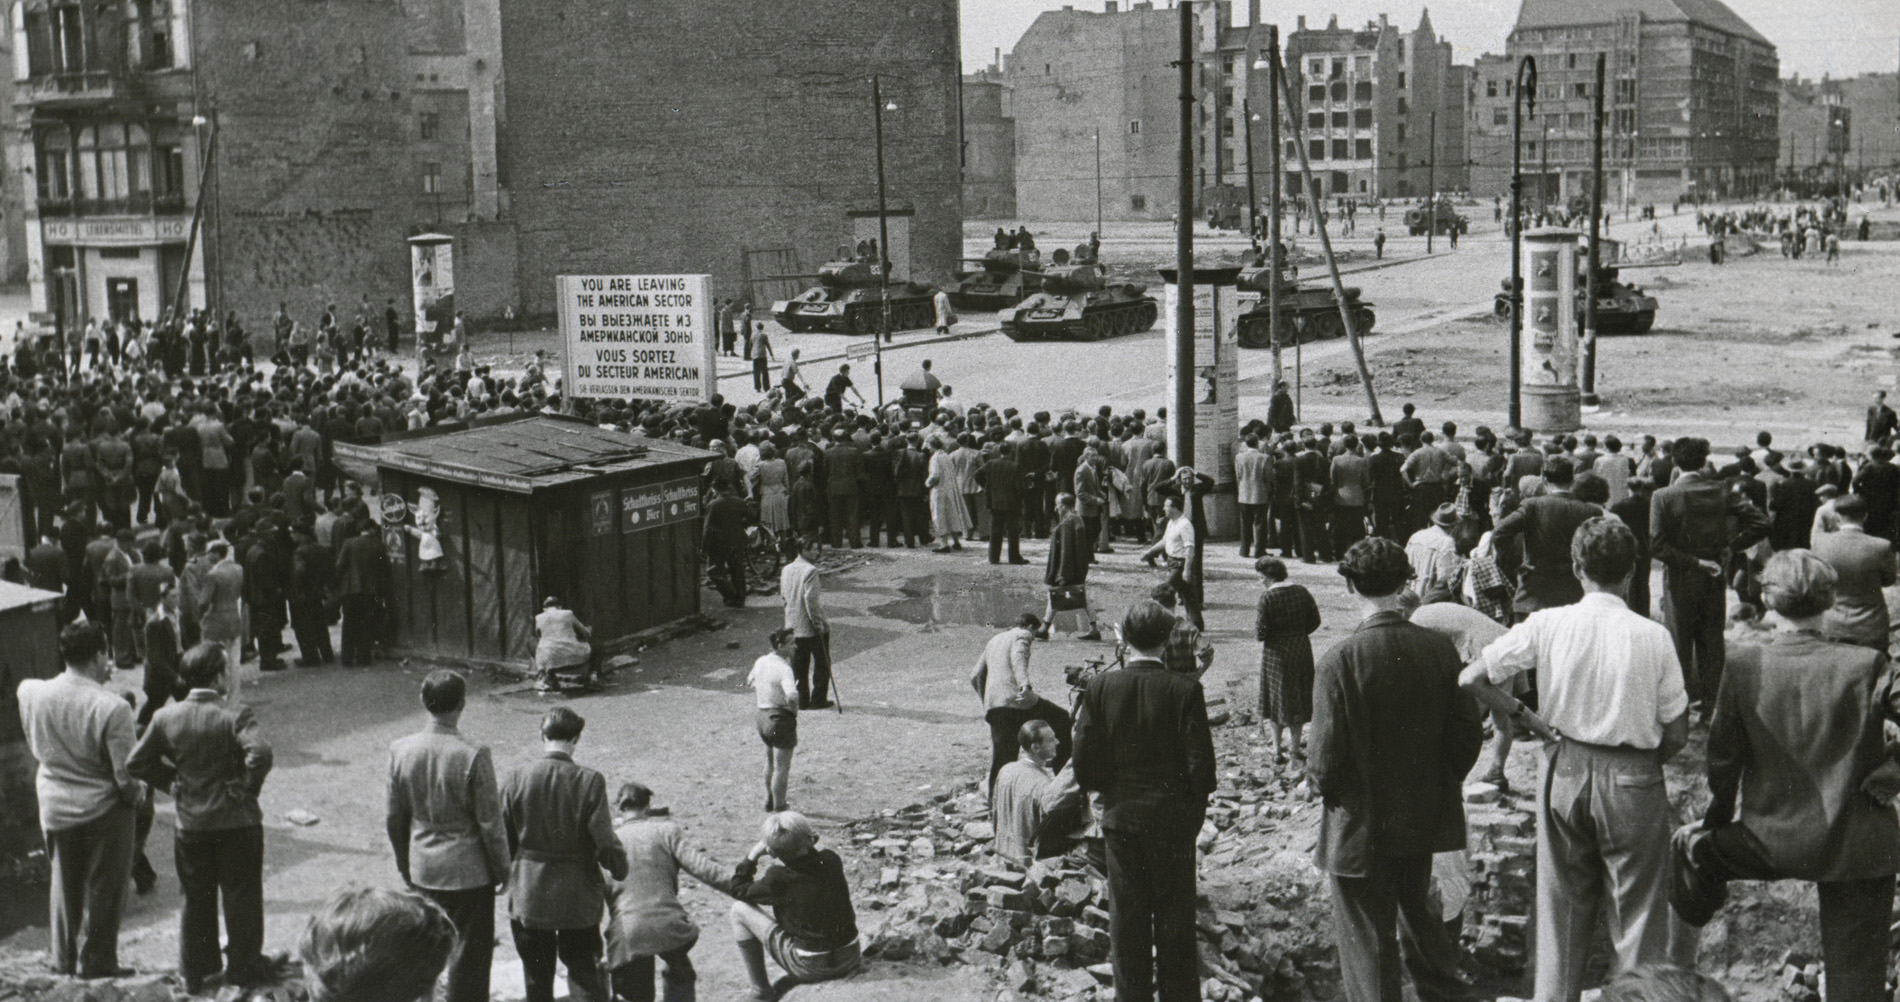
[556, 274, 716, 403]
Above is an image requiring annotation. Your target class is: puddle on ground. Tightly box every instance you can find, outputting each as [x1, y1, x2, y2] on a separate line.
[867, 576, 1051, 631]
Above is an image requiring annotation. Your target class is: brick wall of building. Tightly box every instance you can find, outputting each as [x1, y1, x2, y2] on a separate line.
[497, 0, 961, 320]
[193, 0, 421, 324]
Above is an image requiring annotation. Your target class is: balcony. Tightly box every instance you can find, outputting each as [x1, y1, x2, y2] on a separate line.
[17, 70, 127, 109]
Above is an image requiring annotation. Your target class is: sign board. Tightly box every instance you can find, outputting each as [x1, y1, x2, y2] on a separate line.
[846, 338, 878, 361]
[41, 217, 190, 246]
[0, 474, 24, 558]
[660, 481, 700, 525]
[590, 490, 615, 536]
[621, 485, 666, 533]
[1164, 282, 1240, 487]
[557, 274, 715, 403]
[409, 234, 455, 343]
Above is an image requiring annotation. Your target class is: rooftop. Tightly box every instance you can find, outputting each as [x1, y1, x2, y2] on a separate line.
[1512, 0, 1772, 47]
[333, 415, 716, 493]
[0, 580, 63, 615]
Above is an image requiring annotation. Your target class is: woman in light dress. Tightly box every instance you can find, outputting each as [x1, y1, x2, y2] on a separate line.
[754, 440, 791, 534]
[925, 437, 970, 553]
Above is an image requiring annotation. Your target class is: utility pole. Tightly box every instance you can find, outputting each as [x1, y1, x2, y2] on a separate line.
[1095, 128, 1103, 238]
[1510, 56, 1537, 430]
[1173, 0, 1195, 463]
[1582, 53, 1605, 406]
[1426, 111, 1436, 253]
[1264, 27, 1283, 395]
[871, 75, 892, 407]
[1242, 99, 1258, 238]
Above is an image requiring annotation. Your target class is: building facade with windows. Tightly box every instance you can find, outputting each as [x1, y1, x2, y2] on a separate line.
[1281, 11, 1466, 203]
[1779, 73, 1898, 191]
[962, 63, 1016, 219]
[1009, 0, 1277, 222]
[1502, 0, 1779, 206]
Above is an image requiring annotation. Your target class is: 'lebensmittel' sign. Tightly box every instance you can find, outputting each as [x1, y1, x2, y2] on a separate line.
[557, 274, 715, 402]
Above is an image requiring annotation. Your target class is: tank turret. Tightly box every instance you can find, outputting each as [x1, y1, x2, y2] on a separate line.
[772, 250, 939, 335]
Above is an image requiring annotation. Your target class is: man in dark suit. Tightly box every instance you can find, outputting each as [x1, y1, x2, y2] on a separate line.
[1766, 460, 1819, 553]
[1043, 493, 1100, 640]
[241, 519, 292, 673]
[1071, 600, 1217, 1002]
[701, 483, 750, 608]
[387, 670, 511, 1002]
[1849, 444, 1900, 543]
[1366, 433, 1407, 544]
[335, 520, 387, 667]
[823, 430, 864, 549]
[1491, 456, 1603, 613]
[892, 435, 931, 548]
[27, 528, 67, 601]
[289, 522, 335, 667]
[1018, 422, 1054, 538]
[1310, 537, 1483, 1002]
[1235, 435, 1274, 558]
[503, 707, 628, 1002]
[1650, 437, 1768, 706]
[127, 642, 275, 992]
[977, 442, 1027, 564]
[1811, 495, 1895, 650]
[861, 434, 899, 547]
[138, 584, 184, 728]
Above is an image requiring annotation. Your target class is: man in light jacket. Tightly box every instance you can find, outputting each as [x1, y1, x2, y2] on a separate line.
[386, 670, 510, 1002]
[972, 614, 1072, 797]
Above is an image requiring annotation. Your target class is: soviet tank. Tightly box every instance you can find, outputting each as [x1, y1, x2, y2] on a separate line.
[1492, 265, 1657, 334]
[948, 247, 1043, 312]
[998, 251, 1158, 342]
[1233, 261, 1375, 349]
[772, 255, 938, 335]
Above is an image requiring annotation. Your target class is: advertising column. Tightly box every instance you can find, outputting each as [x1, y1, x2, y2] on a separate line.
[1520, 227, 1582, 433]
[409, 233, 455, 363]
[1162, 266, 1242, 538]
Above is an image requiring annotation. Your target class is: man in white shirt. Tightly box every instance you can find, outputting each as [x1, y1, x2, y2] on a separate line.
[1462, 516, 1693, 1002]
[971, 614, 1073, 797]
[778, 537, 833, 710]
[748, 629, 800, 812]
[17, 621, 144, 978]
[1140, 496, 1201, 628]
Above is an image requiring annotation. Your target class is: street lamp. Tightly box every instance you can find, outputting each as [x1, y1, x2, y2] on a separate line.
[1509, 55, 1537, 430]
[1253, 45, 1285, 389]
[870, 75, 895, 407]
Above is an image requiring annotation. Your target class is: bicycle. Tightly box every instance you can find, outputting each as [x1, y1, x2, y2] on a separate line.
[745, 523, 784, 594]
[1061, 630, 1127, 714]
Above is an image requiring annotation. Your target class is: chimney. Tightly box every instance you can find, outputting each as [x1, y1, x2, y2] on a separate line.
[1297, 14, 1306, 30]
[1248, 0, 1260, 26]
[1327, 14, 1338, 29]
[1379, 13, 1389, 29]
[1105, 0, 1117, 10]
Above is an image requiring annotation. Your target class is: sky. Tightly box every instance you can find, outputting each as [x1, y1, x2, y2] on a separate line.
[961, 0, 1900, 80]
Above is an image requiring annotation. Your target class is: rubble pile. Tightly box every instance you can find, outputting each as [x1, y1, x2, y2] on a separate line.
[0, 957, 310, 1002]
[841, 704, 1541, 1001]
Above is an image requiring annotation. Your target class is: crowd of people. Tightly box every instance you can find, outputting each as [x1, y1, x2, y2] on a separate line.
[14, 283, 1900, 1002]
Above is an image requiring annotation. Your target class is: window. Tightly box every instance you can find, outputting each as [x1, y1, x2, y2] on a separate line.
[1310, 59, 1325, 75]
[421, 162, 442, 194]
[1526, 141, 1537, 157]
[1309, 84, 1326, 102]
[74, 124, 143, 202]
[1222, 56, 1234, 76]
[1354, 55, 1371, 76]
[36, 129, 71, 202]
[1397, 97, 1408, 114]
[1221, 117, 1235, 136]
[1355, 81, 1373, 102]
[1355, 138, 1373, 158]
[1331, 81, 1347, 102]
[1504, 80, 1512, 96]
[1487, 80, 1498, 97]
[1308, 111, 1325, 128]
[1397, 39, 1405, 59]
[1129, 120, 1141, 135]
[1130, 194, 1146, 211]
[1044, 63, 1050, 75]
[1285, 141, 1298, 160]
[1397, 123, 1407, 142]
[1332, 111, 1348, 128]
[418, 111, 440, 141]
[1331, 59, 1344, 80]
[1568, 111, 1586, 129]
[1493, 107, 1509, 125]
[1574, 82, 1589, 99]
[1333, 139, 1349, 159]
[1567, 53, 1577, 69]
[1310, 138, 1326, 160]
[1331, 171, 1348, 192]
[1397, 71, 1407, 89]
[1360, 178, 1370, 193]
[1615, 79, 1635, 102]
[1354, 108, 1372, 128]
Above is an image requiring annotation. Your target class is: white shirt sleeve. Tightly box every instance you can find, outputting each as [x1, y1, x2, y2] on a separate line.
[1479, 617, 1540, 688]
[1652, 635, 1690, 725]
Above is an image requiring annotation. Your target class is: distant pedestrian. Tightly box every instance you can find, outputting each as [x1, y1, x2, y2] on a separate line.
[1254, 557, 1320, 771]
[750, 324, 776, 393]
[779, 536, 834, 709]
[502, 707, 629, 1002]
[934, 288, 955, 336]
[1373, 228, 1386, 259]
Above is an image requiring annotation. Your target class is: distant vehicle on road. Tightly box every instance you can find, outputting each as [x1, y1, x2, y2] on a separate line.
[1405, 199, 1469, 237]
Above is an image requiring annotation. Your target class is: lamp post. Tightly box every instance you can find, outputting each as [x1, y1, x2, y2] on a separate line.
[1172, 0, 1194, 463]
[1094, 128, 1103, 239]
[1255, 32, 1283, 392]
[1509, 55, 1537, 430]
[1427, 110, 1437, 253]
[1242, 101, 1257, 239]
[870, 75, 896, 408]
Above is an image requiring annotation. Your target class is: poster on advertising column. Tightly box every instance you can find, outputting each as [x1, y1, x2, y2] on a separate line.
[1163, 279, 1240, 487]
[409, 234, 454, 359]
[557, 274, 715, 402]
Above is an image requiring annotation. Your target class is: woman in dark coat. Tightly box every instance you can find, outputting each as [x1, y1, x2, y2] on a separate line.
[1674, 549, 1900, 1002]
[1254, 556, 1320, 771]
